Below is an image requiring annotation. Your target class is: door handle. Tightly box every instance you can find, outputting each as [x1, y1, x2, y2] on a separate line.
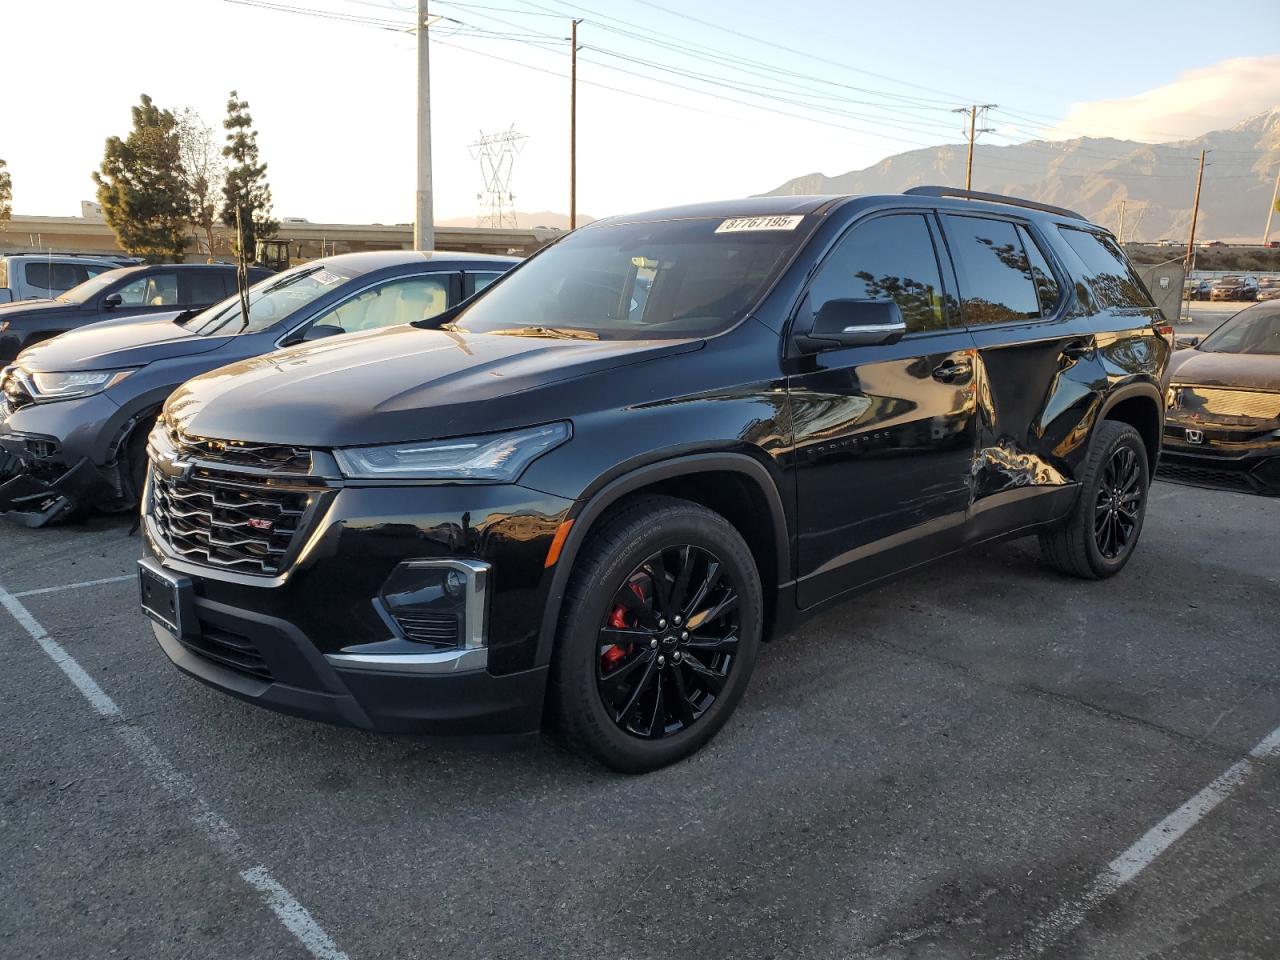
[931, 358, 972, 383]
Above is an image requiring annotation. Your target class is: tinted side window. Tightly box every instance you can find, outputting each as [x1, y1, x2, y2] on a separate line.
[470, 272, 504, 296]
[943, 215, 1041, 324]
[24, 262, 83, 293]
[1017, 226, 1060, 315]
[184, 270, 231, 305]
[1057, 227, 1153, 310]
[118, 272, 180, 306]
[806, 213, 947, 333]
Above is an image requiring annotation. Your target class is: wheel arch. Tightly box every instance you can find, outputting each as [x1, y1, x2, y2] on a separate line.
[534, 452, 791, 668]
[1098, 380, 1164, 470]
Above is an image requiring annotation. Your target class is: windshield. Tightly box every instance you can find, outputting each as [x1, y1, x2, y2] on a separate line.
[447, 216, 807, 340]
[182, 265, 352, 336]
[56, 269, 130, 303]
[1199, 304, 1280, 355]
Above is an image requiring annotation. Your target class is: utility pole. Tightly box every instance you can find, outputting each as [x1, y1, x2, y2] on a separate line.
[569, 19, 581, 230]
[1117, 200, 1127, 245]
[1263, 165, 1280, 246]
[954, 104, 997, 191]
[414, 0, 434, 251]
[1184, 149, 1207, 273]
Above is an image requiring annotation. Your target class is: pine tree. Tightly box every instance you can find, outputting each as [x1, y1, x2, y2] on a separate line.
[221, 91, 277, 258]
[92, 95, 191, 262]
[0, 158, 11, 229]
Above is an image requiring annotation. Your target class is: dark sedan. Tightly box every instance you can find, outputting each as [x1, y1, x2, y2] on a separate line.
[1160, 301, 1280, 496]
[1208, 275, 1258, 302]
[0, 262, 272, 363]
[0, 251, 516, 524]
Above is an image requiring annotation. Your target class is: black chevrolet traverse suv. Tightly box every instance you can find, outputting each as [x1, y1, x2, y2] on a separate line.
[138, 189, 1170, 772]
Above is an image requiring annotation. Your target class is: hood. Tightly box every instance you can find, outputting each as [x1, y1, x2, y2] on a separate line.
[166, 324, 702, 446]
[1169, 348, 1280, 392]
[0, 298, 82, 321]
[18, 315, 232, 371]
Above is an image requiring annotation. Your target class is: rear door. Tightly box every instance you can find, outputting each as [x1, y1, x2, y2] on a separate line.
[788, 210, 981, 607]
[937, 213, 1090, 539]
[179, 269, 233, 309]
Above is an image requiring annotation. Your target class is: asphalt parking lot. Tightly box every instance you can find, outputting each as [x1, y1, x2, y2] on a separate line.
[2, 480, 1278, 960]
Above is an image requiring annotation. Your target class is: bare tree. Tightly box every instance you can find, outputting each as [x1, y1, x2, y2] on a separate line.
[177, 109, 226, 258]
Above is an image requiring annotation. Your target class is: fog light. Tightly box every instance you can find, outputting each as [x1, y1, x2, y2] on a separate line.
[378, 559, 490, 649]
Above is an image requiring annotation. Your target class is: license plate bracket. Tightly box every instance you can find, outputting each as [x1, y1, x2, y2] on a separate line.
[138, 560, 194, 638]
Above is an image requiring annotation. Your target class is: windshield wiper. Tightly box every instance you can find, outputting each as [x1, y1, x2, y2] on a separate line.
[489, 325, 600, 341]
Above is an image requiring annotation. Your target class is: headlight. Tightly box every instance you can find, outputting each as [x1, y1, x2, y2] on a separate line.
[28, 369, 134, 401]
[333, 422, 571, 481]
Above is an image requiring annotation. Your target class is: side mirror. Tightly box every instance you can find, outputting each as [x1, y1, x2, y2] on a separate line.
[102, 292, 123, 310]
[796, 299, 907, 352]
[0, 288, 13, 304]
[301, 324, 344, 342]
[1174, 335, 1200, 349]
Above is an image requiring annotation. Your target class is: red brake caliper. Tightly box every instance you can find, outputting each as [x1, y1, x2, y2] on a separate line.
[601, 580, 646, 670]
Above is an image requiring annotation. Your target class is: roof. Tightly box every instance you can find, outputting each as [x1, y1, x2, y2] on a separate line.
[589, 189, 1094, 230]
[315, 250, 520, 275]
[594, 195, 845, 226]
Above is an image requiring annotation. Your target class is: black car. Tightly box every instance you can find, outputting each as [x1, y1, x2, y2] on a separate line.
[0, 262, 272, 363]
[137, 188, 1170, 772]
[0, 252, 516, 523]
[1161, 301, 1280, 495]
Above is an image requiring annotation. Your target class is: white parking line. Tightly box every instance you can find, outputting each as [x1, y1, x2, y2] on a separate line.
[0, 582, 351, 960]
[12, 574, 136, 598]
[1001, 723, 1280, 958]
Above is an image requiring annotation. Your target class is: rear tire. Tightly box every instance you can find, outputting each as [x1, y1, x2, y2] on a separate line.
[1039, 420, 1150, 579]
[549, 495, 762, 773]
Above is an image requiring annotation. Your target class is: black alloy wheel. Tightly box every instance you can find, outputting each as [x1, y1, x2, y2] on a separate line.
[596, 545, 740, 739]
[1094, 445, 1143, 560]
[549, 495, 762, 773]
[1040, 419, 1150, 579]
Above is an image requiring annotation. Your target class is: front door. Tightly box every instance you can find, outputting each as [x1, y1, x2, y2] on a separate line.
[788, 211, 979, 607]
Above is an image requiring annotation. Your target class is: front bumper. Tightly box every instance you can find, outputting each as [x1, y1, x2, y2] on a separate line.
[0, 390, 128, 520]
[142, 478, 575, 736]
[1159, 424, 1280, 496]
[146, 584, 549, 738]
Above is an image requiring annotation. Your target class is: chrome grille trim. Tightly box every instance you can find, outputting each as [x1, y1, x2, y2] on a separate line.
[1173, 387, 1280, 422]
[167, 424, 314, 474]
[149, 465, 323, 577]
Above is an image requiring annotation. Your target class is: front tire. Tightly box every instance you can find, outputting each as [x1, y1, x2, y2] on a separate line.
[1040, 420, 1150, 579]
[549, 495, 762, 773]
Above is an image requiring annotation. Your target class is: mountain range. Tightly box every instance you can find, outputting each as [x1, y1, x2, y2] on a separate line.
[764, 109, 1280, 243]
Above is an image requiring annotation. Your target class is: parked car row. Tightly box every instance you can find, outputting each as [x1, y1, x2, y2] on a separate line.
[0, 253, 139, 303]
[1, 188, 1177, 771]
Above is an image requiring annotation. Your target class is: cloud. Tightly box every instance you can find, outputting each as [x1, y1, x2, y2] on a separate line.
[1045, 54, 1280, 142]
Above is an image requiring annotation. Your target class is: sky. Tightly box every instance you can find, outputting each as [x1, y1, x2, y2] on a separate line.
[4, 0, 1279, 225]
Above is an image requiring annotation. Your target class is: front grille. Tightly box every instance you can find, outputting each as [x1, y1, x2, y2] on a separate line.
[1157, 461, 1255, 492]
[393, 611, 462, 647]
[1173, 388, 1280, 422]
[171, 427, 312, 474]
[150, 465, 320, 577]
[181, 621, 273, 680]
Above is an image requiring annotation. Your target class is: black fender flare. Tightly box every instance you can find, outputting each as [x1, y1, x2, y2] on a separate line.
[1097, 378, 1165, 456]
[533, 451, 790, 668]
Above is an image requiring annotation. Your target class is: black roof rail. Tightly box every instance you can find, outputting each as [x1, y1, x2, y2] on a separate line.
[903, 186, 1086, 222]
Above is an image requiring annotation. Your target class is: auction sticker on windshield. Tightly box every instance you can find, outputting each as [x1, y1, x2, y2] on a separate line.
[715, 215, 804, 233]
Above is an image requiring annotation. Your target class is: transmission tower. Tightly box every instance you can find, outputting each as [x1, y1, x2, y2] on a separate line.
[468, 126, 527, 229]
